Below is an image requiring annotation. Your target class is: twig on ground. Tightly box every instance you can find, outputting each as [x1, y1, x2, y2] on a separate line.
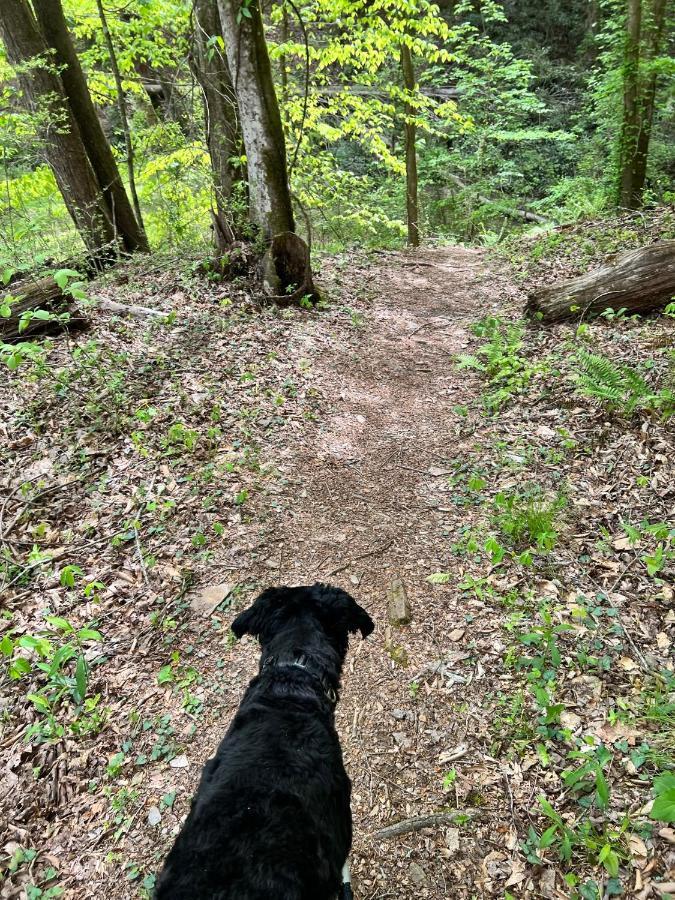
[373, 811, 474, 840]
[326, 541, 393, 576]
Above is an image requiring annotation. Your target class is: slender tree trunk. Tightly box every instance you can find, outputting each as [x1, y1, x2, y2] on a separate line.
[632, 0, 668, 203]
[216, 0, 294, 238]
[94, 0, 146, 237]
[0, 0, 116, 263]
[279, 3, 289, 103]
[192, 0, 243, 249]
[400, 41, 420, 247]
[618, 0, 643, 208]
[31, 0, 148, 253]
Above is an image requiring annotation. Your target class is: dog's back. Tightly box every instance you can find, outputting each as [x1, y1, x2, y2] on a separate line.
[155, 584, 373, 900]
[156, 684, 351, 899]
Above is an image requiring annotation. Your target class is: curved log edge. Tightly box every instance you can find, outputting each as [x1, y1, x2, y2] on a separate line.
[526, 240, 675, 324]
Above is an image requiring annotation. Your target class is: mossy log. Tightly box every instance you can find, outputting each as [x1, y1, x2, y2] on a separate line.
[1, 277, 88, 343]
[526, 240, 675, 323]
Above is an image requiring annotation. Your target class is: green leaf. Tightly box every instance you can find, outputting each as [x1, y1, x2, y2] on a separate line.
[595, 769, 609, 808]
[653, 773, 675, 795]
[75, 655, 88, 703]
[27, 692, 51, 713]
[77, 628, 103, 642]
[650, 789, 675, 823]
[9, 656, 31, 678]
[45, 615, 72, 632]
[426, 572, 450, 584]
[538, 824, 558, 848]
[54, 268, 80, 290]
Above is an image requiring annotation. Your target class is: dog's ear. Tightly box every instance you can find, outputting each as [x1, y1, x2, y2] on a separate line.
[231, 587, 287, 640]
[314, 584, 374, 638]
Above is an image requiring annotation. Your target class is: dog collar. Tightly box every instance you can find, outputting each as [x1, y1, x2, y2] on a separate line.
[261, 654, 338, 705]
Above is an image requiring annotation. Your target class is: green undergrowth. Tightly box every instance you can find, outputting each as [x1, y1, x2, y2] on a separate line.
[433, 302, 675, 896]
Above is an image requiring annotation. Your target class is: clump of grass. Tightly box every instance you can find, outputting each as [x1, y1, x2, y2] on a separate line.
[493, 489, 566, 551]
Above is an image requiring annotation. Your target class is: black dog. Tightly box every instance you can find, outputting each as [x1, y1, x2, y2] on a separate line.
[155, 583, 374, 900]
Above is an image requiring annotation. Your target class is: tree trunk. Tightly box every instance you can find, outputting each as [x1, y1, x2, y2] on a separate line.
[216, 0, 294, 238]
[94, 0, 146, 237]
[618, 0, 643, 208]
[631, 0, 668, 203]
[31, 0, 149, 254]
[526, 241, 675, 323]
[400, 41, 420, 248]
[0, 0, 116, 265]
[192, 0, 243, 249]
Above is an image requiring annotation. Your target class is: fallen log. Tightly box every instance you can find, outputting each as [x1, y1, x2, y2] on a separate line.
[0, 276, 88, 343]
[526, 240, 675, 324]
[1, 275, 166, 343]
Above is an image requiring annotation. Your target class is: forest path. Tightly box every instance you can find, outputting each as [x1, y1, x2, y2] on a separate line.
[181, 246, 509, 899]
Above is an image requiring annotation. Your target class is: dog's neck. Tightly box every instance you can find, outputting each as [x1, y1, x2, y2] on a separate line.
[258, 620, 344, 706]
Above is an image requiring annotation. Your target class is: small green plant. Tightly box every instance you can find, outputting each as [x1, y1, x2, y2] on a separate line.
[1, 616, 104, 742]
[649, 772, 675, 822]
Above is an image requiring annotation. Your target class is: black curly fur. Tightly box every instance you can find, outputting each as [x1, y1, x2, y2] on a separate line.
[155, 583, 374, 900]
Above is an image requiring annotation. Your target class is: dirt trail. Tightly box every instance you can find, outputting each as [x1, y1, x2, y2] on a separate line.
[2, 246, 517, 899]
[180, 247, 508, 899]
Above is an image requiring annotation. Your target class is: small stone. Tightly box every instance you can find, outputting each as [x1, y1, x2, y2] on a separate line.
[169, 754, 188, 769]
[388, 578, 412, 626]
[445, 827, 460, 854]
[190, 582, 232, 616]
[449, 627, 465, 642]
[409, 863, 427, 886]
[147, 806, 162, 827]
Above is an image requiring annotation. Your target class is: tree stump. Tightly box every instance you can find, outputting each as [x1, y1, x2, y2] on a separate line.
[260, 232, 319, 305]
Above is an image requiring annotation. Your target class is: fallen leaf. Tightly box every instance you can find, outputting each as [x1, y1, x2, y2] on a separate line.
[618, 656, 638, 672]
[597, 721, 640, 746]
[560, 711, 582, 730]
[656, 632, 671, 652]
[627, 833, 648, 858]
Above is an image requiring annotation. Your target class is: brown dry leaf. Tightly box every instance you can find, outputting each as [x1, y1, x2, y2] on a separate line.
[190, 582, 233, 616]
[618, 656, 638, 672]
[656, 632, 671, 652]
[628, 834, 649, 859]
[597, 721, 640, 746]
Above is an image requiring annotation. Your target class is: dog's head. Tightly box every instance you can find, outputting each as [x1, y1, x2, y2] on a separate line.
[231, 583, 374, 650]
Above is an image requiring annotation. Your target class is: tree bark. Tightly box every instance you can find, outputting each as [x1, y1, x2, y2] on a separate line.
[618, 0, 643, 208]
[526, 241, 675, 323]
[31, 0, 148, 254]
[94, 0, 146, 238]
[192, 0, 243, 249]
[216, 0, 294, 238]
[400, 41, 420, 247]
[631, 0, 668, 203]
[0, 0, 116, 264]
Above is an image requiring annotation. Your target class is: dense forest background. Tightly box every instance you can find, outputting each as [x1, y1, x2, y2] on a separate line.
[0, 0, 673, 274]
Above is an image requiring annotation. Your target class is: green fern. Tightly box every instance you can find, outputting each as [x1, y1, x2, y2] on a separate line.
[574, 350, 673, 418]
